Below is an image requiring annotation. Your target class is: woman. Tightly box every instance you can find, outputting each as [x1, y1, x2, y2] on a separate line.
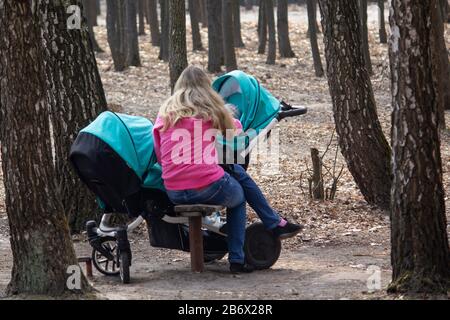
[153, 66, 303, 274]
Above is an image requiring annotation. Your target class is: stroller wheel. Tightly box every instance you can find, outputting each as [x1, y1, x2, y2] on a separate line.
[244, 223, 281, 270]
[119, 251, 131, 284]
[92, 237, 120, 276]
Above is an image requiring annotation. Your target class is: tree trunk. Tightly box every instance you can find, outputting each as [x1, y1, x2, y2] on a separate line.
[223, 0, 238, 71]
[307, 0, 324, 77]
[125, 0, 141, 67]
[199, 0, 208, 27]
[106, 0, 127, 71]
[318, 0, 392, 210]
[258, 0, 267, 54]
[169, 0, 188, 92]
[389, 0, 450, 294]
[0, 0, 90, 295]
[138, 0, 146, 35]
[159, 0, 170, 61]
[359, 0, 373, 74]
[147, 0, 161, 46]
[265, 0, 277, 64]
[83, 0, 102, 52]
[378, 0, 387, 43]
[246, 0, 253, 10]
[232, 0, 245, 47]
[431, 1, 450, 120]
[189, 0, 204, 51]
[207, 0, 224, 73]
[277, 0, 295, 57]
[37, 0, 108, 234]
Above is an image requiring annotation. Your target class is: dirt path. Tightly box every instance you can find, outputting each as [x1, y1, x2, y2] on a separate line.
[0, 225, 391, 300]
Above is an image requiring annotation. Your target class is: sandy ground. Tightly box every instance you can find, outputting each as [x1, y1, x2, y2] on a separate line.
[0, 3, 449, 300]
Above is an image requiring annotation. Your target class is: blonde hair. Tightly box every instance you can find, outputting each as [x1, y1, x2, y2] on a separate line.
[159, 65, 236, 135]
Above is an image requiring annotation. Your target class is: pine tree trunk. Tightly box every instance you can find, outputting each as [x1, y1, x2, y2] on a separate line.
[147, 0, 161, 46]
[265, 0, 277, 64]
[138, 0, 146, 35]
[189, 0, 204, 51]
[359, 0, 373, 74]
[169, 0, 188, 92]
[107, 0, 127, 71]
[257, 0, 267, 54]
[307, 0, 324, 77]
[318, 0, 392, 210]
[389, 0, 450, 294]
[378, 0, 387, 43]
[207, 0, 224, 73]
[199, 0, 208, 27]
[159, 0, 170, 61]
[37, 0, 108, 234]
[0, 0, 90, 295]
[232, 0, 245, 47]
[125, 0, 141, 67]
[223, 0, 238, 71]
[83, 0, 102, 52]
[277, 0, 295, 57]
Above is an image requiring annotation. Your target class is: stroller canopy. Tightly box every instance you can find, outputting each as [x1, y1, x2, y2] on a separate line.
[80, 111, 164, 191]
[212, 70, 281, 133]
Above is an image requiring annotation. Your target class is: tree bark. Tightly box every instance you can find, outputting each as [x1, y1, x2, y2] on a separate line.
[207, 0, 224, 73]
[318, 0, 392, 210]
[232, 0, 245, 47]
[83, 0, 102, 52]
[106, 0, 127, 71]
[359, 0, 373, 74]
[265, 0, 277, 64]
[37, 0, 108, 234]
[307, 0, 324, 77]
[125, 0, 141, 67]
[378, 0, 387, 43]
[0, 0, 90, 295]
[159, 0, 170, 61]
[222, 0, 238, 71]
[147, 0, 161, 46]
[257, 0, 267, 54]
[277, 0, 295, 57]
[189, 0, 204, 51]
[389, 0, 450, 294]
[169, 0, 188, 92]
[138, 0, 146, 35]
[431, 1, 450, 121]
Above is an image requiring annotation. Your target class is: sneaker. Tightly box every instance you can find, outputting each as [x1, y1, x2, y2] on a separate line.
[230, 263, 255, 274]
[272, 221, 304, 240]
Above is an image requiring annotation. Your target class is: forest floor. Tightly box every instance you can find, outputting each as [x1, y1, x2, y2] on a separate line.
[0, 4, 449, 300]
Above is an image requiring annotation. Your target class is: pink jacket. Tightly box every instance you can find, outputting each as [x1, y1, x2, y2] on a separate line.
[153, 116, 242, 191]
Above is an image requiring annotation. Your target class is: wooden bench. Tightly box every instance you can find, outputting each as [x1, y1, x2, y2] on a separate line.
[174, 204, 225, 273]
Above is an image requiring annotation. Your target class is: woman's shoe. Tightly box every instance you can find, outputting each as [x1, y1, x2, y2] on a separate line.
[230, 263, 255, 274]
[272, 221, 304, 240]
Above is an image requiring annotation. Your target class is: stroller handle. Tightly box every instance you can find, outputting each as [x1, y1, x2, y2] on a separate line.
[277, 105, 308, 121]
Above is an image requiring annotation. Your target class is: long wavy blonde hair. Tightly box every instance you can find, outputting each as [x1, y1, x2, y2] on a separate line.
[159, 65, 236, 135]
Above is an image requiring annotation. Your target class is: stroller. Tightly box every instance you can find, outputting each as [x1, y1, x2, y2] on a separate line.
[70, 71, 307, 283]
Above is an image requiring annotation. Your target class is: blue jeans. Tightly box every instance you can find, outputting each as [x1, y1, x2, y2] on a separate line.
[167, 165, 281, 264]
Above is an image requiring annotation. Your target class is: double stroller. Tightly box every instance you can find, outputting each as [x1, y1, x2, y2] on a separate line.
[70, 71, 307, 283]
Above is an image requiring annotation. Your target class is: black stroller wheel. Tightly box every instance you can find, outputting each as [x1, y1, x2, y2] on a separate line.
[119, 251, 131, 284]
[92, 237, 120, 276]
[244, 223, 281, 270]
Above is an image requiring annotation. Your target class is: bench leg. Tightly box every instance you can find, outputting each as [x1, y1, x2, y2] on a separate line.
[188, 216, 204, 273]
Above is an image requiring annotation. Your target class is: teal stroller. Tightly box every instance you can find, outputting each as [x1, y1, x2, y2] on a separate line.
[70, 71, 307, 283]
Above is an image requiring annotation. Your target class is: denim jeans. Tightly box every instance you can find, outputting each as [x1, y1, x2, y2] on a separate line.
[166, 165, 281, 264]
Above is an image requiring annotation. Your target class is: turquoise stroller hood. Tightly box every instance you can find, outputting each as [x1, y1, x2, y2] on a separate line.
[80, 111, 165, 191]
[212, 70, 281, 133]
